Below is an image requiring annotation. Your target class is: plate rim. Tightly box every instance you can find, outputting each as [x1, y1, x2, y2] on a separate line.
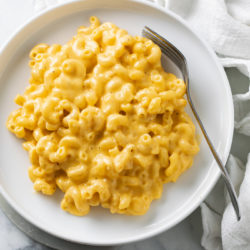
[0, 0, 234, 245]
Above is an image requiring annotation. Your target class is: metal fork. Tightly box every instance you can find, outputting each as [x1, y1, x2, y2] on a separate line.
[143, 26, 240, 221]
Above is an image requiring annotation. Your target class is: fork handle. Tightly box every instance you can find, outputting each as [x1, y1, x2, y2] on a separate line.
[187, 95, 241, 221]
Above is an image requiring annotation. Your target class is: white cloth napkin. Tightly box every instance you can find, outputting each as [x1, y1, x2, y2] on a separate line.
[33, 0, 250, 249]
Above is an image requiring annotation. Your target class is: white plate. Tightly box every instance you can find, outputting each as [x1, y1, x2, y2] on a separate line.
[0, 0, 233, 245]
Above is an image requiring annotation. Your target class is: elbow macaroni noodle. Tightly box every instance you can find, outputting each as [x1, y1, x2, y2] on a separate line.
[7, 17, 199, 216]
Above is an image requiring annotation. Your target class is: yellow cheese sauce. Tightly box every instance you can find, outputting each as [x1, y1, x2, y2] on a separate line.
[7, 16, 199, 216]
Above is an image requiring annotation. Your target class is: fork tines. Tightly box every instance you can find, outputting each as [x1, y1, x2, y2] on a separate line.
[142, 27, 186, 73]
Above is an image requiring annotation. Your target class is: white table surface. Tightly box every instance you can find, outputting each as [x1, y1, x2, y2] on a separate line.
[0, 1, 249, 249]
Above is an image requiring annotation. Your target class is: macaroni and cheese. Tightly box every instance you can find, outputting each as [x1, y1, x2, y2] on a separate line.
[7, 16, 199, 216]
